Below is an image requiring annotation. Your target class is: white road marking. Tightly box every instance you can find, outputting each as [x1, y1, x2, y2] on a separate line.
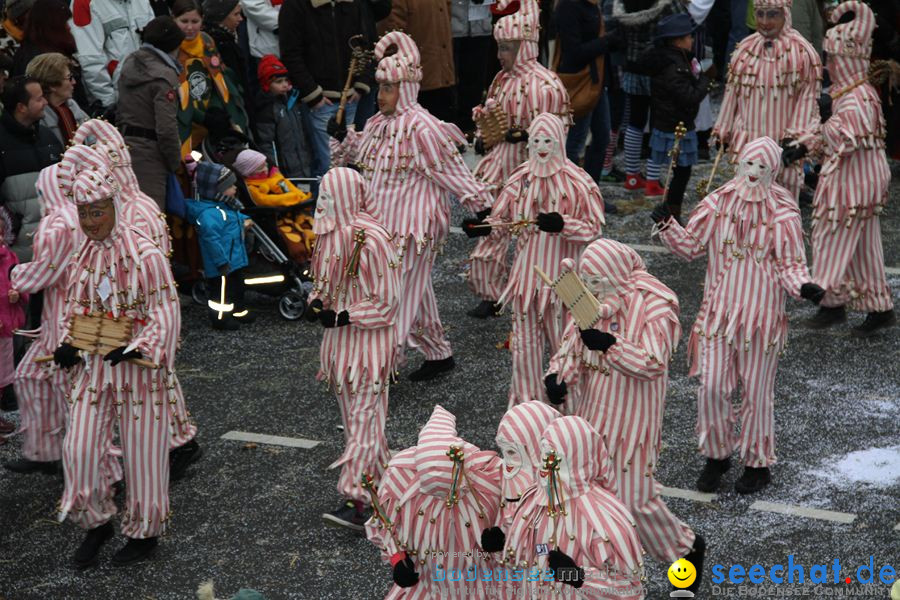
[221, 431, 321, 449]
[894, 522, 900, 532]
[886, 266, 900, 276]
[661, 486, 717, 504]
[749, 501, 856, 524]
[628, 243, 668, 254]
[449, 226, 463, 235]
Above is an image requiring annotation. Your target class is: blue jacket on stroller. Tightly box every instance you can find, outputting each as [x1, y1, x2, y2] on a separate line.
[187, 162, 251, 278]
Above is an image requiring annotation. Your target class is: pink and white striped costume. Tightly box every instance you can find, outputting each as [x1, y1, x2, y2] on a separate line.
[467, 0, 570, 302]
[11, 165, 82, 462]
[332, 32, 493, 362]
[656, 137, 813, 468]
[808, 2, 893, 313]
[72, 119, 172, 257]
[482, 113, 604, 407]
[57, 162, 181, 539]
[58, 144, 195, 450]
[503, 416, 644, 600]
[309, 168, 401, 503]
[365, 405, 501, 599]
[713, 0, 822, 201]
[547, 239, 695, 562]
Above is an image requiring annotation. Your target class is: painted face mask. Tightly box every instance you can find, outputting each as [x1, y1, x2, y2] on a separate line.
[498, 438, 526, 480]
[527, 113, 567, 177]
[313, 190, 337, 235]
[737, 157, 774, 189]
[528, 133, 557, 166]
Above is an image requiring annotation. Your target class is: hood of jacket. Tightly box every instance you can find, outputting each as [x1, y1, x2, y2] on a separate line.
[119, 46, 180, 90]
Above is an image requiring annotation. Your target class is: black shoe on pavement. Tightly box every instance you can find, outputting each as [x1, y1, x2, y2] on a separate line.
[169, 439, 203, 482]
[1, 384, 17, 411]
[806, 305, 846, 329]
[321, 499, 369, 532]
[851, 310, 896, 338]
[696, 457, 731, 493]
[604, 200, 618, 215]
[684, 533, 706, 594]
[210, 314, 240, 331]
[233, 309, 257, 324]
[73, 522, 114, 569]
[735, 466, 771, 494]
[408, 357, 456, 382]
[111, 536, 159, 566]
[466, 300, 502, 319]
[4, 458, 61, 474]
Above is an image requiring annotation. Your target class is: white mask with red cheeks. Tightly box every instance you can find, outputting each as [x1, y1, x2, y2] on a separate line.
[312, 190, 336, 235]
[497, 438, 527, 480]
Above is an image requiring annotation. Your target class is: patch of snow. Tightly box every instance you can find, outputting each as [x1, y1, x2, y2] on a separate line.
[813, 446, 900, 487]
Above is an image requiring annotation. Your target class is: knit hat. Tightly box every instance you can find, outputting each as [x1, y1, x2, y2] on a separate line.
[141, 16, 186, 54]
[202, 0, 239, 25]
[5, 0, 36, 21]
[257, 54, 289, 92]
[195, 161, 237, 200]
[653, 13, 697, 43]
[232, 149, 268, 177]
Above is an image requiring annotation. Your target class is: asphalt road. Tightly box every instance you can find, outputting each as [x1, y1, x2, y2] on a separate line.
[1, 153, 898, 600]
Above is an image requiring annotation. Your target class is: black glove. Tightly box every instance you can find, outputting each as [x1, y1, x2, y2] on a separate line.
[392, 554, 420, 588]
[818, 92, 833, 123]
[480, 526, 506, 552]
[304, 298, 323, 322]
[462, 216, 491, 238]
[800, 282, 826, 305]
[104, 346, 142, 366]
[476, 207, 491, 221]
[203, 107, 232, 133]
[474, 137, 486, 155]
[548, 549, 584, 589]
[53, 343, 82, 369]
[544, 373, 568, 405]
[713, 138, 729, 152]
[650, 202, 671, 225]
[327, 114, 348, 142]
[319, 309, 350, 328]
[580, 329, 616, 352]
[505, 128, 528, 144]
[536, 212, 564, 233]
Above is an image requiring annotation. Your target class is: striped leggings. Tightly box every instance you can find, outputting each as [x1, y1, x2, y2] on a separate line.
[467, 237, 508, 302]
[332, 386, 390, 503]
[395, 245, 452, 362]
[508, 301, 562, 408]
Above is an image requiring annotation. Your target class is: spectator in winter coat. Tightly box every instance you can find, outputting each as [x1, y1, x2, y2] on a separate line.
[117, 16, 186, 209]
[203, 0, 254, 115]
[278, 0, 374, 175]
[0, 75, 63, 262]
[68, 0, 154, 112]
[25, 53, 89, 145]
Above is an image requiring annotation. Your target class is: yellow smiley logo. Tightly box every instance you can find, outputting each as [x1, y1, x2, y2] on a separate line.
[668, 558, 697, 589]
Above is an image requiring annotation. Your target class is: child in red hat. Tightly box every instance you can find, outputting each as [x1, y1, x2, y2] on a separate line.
[254, 54, 315, 179]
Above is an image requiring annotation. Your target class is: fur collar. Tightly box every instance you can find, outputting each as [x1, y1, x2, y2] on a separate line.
[612, 0, 677, 26]
[309, 0, 353, 7]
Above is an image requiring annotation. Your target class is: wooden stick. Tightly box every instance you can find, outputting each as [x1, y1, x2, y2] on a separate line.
[467, 220, 536, 228]
[335, 56, 358, 126]
[34, 355, 160, 369]
[534, 265, 554, 286]
[705, 147, 724, 194]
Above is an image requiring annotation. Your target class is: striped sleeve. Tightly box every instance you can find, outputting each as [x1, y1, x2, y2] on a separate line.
[603, 311, 677, 382]
[547, 321, 584, 386]
[658, 198, 716, 261]
[785, 47, 822, 146]
[345, 239, 401, 330]
[330, 128, 364, 167]
[130, 250, 182, 368]
[561, 180, 604, 243]
[772, 207, 810, 298]
[11, 223, 73, 294]
[415, 127, 492, 213]
[821, 95, 869, 157]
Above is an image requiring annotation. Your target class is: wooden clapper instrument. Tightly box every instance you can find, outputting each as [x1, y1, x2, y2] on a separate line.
[35, 312, 159, 368]
[534, 265, 601, 330]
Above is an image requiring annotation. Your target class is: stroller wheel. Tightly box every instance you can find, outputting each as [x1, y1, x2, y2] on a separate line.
[191, 280, 208, 306]
[278, 290, 307, 321]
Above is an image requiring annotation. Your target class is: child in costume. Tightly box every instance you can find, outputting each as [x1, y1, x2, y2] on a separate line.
[805, 1, 895, 336]
[503, 416, 644, 600]
[652, 136, 825, 494]
[305, 167, 401, 531]
[476, 112, 605, 407]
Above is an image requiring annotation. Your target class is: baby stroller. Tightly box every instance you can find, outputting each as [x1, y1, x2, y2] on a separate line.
[190, 135, 318, 320]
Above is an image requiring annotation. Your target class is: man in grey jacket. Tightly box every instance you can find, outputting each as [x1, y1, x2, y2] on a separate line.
[0, 76, 63, 262]
[117, 17, 185, 209]
[451, 0, 493, 133]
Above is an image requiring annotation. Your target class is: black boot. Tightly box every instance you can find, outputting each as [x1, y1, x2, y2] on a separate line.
[466, 300, 501, 319]
[0, 385, 17, 411]
[851, 309, 896, 338]
[4, 458, 61, 474]
[684, 533, 706, 594]
[696, 457, 731, 492]
[209, 313, 240, 331]
[806, 305, 846, 329]
[169, 438, 203, 482]
[735, 466, 771, 494]
[72, 522, 114, 568]
[321, 499, 370, 533]
[111, 536, 158, 566]
[408, 357, 455, 382]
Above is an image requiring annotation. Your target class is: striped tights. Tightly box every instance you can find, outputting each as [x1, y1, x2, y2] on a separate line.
[508, 300, 562, 408]
[333, 386, 390, 503]
[396, 245, 452, 361]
